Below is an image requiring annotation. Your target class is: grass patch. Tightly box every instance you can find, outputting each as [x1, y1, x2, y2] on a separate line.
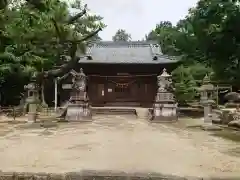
[211, 130, 240, 142]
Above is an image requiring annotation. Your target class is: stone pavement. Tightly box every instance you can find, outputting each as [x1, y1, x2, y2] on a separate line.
[0, 115, 240, 179]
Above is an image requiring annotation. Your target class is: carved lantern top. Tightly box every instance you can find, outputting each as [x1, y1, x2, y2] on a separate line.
[203, 74, 210, 84]
[198, 74, 215, 92]
[30, 71, 38, 82]
[157, 68, 173, 92]
[24, 72, 40, 91]
[24, 77, 40, 103]
[198, 74, 215, 104]
[159, 68, 172, 78]
[24, 83, 37, 91]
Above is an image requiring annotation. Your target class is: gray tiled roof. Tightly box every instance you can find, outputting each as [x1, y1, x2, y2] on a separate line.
[78, 41, 179, 64]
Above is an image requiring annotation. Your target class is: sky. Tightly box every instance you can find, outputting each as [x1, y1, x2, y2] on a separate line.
[83, 0, 199, 41]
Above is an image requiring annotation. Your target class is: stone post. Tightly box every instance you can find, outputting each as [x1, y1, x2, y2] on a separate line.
[203, 102, 212, 123]
[54, 78, 58, 112]
[24, 76, 40, 123]
[198, 74, 215, 124]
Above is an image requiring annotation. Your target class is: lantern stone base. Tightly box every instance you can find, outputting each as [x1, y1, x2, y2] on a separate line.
[201, 123, 222, 131]
[27, 112, 37, 123]
[150, 103, 178, 122]
[151, 115, 178, 122]
[58, 91, 92, 122]
[65, 91, 92, 122]
[203, 105, 212, 123]
[65, 104, 92, 122]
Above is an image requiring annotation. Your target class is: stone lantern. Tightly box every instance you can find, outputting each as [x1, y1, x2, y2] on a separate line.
[198, 74, 215, 123]
[151, 68, 178, 122]
[24, 74, 40, 122]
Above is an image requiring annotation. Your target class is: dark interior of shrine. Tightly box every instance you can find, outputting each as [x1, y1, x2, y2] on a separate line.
[44, 63, 178, 107]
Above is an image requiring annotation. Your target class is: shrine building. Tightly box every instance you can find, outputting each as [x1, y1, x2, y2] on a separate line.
[51, 41, 179, 107]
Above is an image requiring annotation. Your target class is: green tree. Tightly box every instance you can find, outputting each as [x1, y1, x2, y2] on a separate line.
[112, 29, 131, 42]
[145, 21, 180, 55]
[172, 65, 198, 105]
[188, 63, 213, 81]
[0, 0, 104, 105]
[187, 0, 240, 84]
[70, 0, 105, 42]
[146, 1, 240, 85]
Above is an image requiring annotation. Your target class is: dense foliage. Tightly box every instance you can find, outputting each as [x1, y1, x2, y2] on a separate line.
[146, 0, 240, 104]
[1, 0, 240, 106]
[0, 0, 105, 105]
[112, 29, 131, 42]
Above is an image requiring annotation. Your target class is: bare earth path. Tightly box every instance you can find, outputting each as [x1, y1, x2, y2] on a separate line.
[0, 114, 240, 178]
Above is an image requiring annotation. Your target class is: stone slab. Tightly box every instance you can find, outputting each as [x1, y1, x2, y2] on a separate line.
[65, 107, 92, 122]
[150, 115, 178, 122]
[201, 124, 222, 131]
[0, 171, 239, 180]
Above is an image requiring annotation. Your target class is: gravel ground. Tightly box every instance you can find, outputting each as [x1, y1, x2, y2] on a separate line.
[0, 114, 240, 178]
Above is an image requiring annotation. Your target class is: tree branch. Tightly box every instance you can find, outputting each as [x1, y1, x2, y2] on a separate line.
[32, 27, 102, 45]
[34, 27, 102, 80]
[69, 42, 77, 58]
[67, 4, 87, 24]
[34, 27, 101, 79]
[51, 18, 62, 41]
[31, 11, 102, 82]
[66, 27, 102, 58]
[38, 55, 84, 79]
[74, 27, 102, 43]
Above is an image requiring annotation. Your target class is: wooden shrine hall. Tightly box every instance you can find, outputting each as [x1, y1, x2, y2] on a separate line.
[49, 41, 179, 108]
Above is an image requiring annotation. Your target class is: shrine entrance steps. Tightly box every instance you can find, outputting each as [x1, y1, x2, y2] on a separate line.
[38, 107, 149, 120]
[103, 102, 141, 107]
[92, 107, 149, 118]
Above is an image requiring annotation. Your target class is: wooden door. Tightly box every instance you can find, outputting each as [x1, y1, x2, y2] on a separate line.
[105, 83, 115, 102]
[141, 83, 155, 103]
[97, 84, 105, 103]
[115, 85, 131, 101]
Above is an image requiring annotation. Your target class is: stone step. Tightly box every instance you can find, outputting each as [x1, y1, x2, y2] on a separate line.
[92, 107, 137, 116]
[135, 108, 150, 119]
[104, 102, 141, 107]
